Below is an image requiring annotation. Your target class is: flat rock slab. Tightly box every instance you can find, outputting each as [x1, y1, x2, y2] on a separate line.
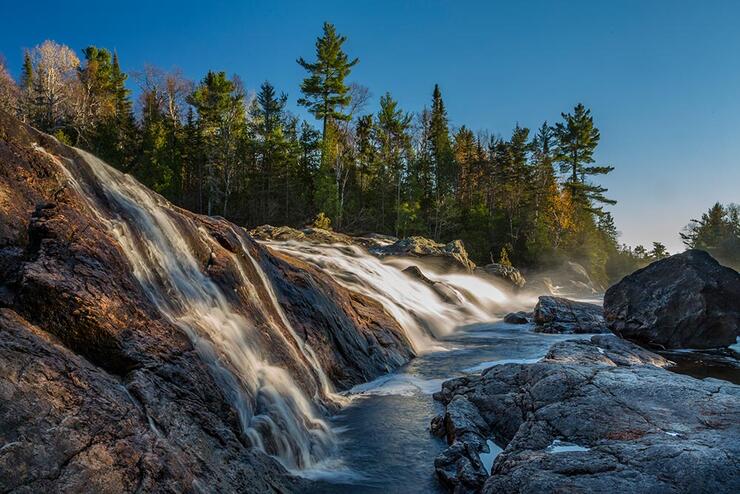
[432, 335, 740, 493]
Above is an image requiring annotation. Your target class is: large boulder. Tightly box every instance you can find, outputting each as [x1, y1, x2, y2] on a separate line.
[432, 335, 740, 494]
[533, 296, 609, 333]
[371, 236, 476, 272]
[604, 250, 740, 349]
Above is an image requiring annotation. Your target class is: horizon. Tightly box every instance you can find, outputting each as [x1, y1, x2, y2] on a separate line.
[2, 0, 739, 252]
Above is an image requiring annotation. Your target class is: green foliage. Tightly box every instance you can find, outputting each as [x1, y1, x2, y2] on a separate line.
[681, 202, 740, 269]
[554, 103, 615, 215]
[9, 31, 657, 289]
[297, 22, 358, 134]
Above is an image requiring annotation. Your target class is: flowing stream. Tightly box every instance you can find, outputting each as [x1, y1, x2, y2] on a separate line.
[49, 144, 588, 489]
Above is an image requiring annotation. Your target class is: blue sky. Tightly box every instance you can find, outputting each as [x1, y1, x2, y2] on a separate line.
[2, 0, 738, 251]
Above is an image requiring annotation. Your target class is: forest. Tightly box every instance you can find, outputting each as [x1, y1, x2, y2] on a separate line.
[0, 23, 737, 283]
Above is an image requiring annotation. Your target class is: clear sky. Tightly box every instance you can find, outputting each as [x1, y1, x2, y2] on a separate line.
[2, 0, 738, 252]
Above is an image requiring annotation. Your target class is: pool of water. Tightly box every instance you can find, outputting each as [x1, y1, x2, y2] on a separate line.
[304, 321, 590, 493]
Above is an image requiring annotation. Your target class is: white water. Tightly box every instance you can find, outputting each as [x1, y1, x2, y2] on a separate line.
[260, 240, 533, 353]
[42, 144, 534, 474]
[47, 146, 336, 469]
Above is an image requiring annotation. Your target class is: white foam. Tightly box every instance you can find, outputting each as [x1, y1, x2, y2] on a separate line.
[545, 439, 590, 453]
[464, 358, 541, 373]
[347, 373, 446, 397]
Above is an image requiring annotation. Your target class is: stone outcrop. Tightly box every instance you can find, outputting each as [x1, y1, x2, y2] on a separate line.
[605, 250, 740, 349]
[477, 263, 526, 289]
[432, 335, 740, 493]
[371, 236, 476, 272]
[0, 111, 414, 492]
[249, 224, 355, 245]
[533, 296, 609, 333]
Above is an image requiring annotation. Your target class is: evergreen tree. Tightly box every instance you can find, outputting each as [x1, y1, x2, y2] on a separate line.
[428, 84, 454, 239]
[188, 71, 246, 216]
[248, 81, 290, 223]
[554, 103, 615, 214]
[681, 202, 740, 268]
[297, 22, 358, 148]
[375, 92, 412, 235]
[297, 22, 359, 223]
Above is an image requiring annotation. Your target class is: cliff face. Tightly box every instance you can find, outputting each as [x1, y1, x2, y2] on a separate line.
[0, 112, 413, 492]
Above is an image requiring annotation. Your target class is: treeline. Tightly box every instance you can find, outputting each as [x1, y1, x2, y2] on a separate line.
[2, 25, 727, 283]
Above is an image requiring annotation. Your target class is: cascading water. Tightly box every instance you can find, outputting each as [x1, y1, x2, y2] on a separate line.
[259, 241, 531, 353]
[48, 146, 336, 470]
[42, 143, 532, 479]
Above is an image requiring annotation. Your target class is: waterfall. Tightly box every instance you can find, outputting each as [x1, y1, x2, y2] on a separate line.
[41, 143, 528, 473]
[48, 147, 335, 470]
[260, 241, 525, 353]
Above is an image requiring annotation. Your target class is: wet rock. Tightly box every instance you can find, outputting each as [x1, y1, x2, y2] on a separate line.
[503, 312, 530, 324]
[257, 246, 415, 389]
[0, 110, 414, 492]
[432, 334, 740, 494]
[533, 296, 608, 333]
[371, 236, 476, 272]
[403, 265, 464, 305]
[477, 263, 526, 289]
[605, 250, 740, 349]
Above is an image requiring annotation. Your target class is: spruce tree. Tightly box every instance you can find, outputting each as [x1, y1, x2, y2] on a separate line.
[428, 84, 454, 239]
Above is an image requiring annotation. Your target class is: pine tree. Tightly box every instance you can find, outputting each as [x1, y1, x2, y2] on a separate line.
[681, 202, 740, 268]
[297, 22, 358, 149]
[297, 22, 359, 223]
[554, 103, 615, 214]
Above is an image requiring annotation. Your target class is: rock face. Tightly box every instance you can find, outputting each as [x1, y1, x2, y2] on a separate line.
[371, 236, 476, 272]
[432, 335, 740, 494]
[533, 296, 609, 333]
[477, 263, 526, 289]
[604, 250, 740, 349]
[0, 111, 414, 491]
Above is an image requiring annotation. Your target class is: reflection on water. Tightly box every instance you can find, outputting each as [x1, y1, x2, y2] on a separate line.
[305, 322, 590, 493]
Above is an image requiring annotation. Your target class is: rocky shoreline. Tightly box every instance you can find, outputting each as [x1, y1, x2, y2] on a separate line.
[431, 334, 740, 493]
[433, 251, 740, 493]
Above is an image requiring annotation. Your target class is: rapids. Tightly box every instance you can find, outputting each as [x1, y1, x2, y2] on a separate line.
[50, 144, 538, 480]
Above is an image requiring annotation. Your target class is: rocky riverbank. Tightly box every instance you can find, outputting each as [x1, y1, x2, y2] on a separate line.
[433, 251, 740, 493]
[432, 334, 740, 493]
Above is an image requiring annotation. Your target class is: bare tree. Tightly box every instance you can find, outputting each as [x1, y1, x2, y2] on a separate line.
[0, 55, 19, 115]
[30, 40, 80, 131]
